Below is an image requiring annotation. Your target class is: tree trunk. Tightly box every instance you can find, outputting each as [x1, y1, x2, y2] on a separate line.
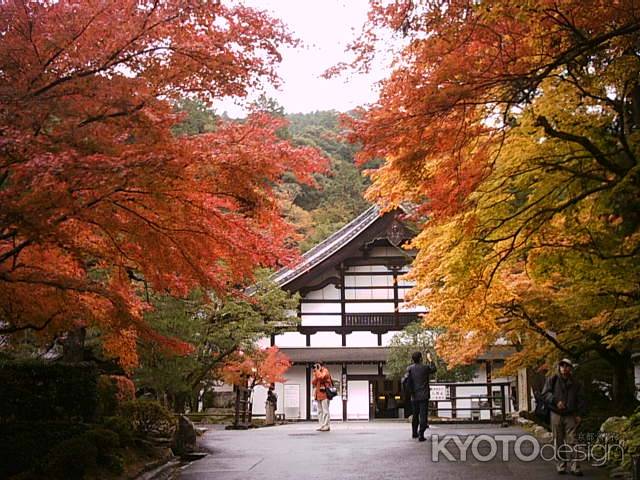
[61, 327, 86, 362]
[610, 352, 636, 412]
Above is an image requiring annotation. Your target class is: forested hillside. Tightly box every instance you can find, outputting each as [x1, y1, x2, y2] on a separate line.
[284, 111, 371, 251]
[175, 102, 372, 252]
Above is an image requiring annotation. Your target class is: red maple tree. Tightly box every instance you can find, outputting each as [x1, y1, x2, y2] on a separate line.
[0, 0, 326, 362]
[221, 346, 291, 390]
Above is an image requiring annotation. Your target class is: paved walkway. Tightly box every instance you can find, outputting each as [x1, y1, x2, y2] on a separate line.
[178, 422, 609, 480]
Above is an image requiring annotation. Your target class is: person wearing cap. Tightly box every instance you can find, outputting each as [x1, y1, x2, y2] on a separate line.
[541, 358, 587, 476]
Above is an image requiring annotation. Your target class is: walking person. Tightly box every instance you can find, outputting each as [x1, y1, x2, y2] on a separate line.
[541, 358, 587, 476]
[312, 361, 332, 431]
[265, 383, 277, 426]
[403, 351, 436, 441]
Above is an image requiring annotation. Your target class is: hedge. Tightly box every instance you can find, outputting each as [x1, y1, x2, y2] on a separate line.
[0, 360, 98, 422]
[0, 421, 89, 478]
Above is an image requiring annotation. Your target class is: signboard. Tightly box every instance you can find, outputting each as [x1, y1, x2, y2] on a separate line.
[211, 380, 233, 393]
[430, 385, 448, 401]
[341, 373, 348, 400]
[284, 384, 300, 408]
[284, 384, 300, 419]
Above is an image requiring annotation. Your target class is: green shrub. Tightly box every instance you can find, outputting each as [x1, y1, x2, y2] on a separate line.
[96, 375, 119, 419]
[0, 422, 88, 478]
[101, 453, 125, 475]
[0, 360, 98, 422]
[119, 399, 175, 437]
[44, 435, 98, 480]
[102, 415, 135, 446]
[619, 408, 640, 469]
[86, 426, 120, 450]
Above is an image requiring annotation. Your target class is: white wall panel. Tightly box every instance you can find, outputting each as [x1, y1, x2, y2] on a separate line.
[381, 331, 399, 347]
[399, 303, 427, 313]
[347, 265, 373, 273]
[256, 336, 271, 349]
[304, 284, 340, 301]
[372, 275, 393, 287]
[283, 366, 307, 419]
[274, 332, 306, 347]
[309, 332, 342, 347]
[301, 302, 340, 314]
[300, 314, 341, 326]
[345, 332, 378, 347]
[368, 247, 392, 257]
[252, 366, 308, 419]
[345, 302, 394, 313]
[347, 364, 379, 375]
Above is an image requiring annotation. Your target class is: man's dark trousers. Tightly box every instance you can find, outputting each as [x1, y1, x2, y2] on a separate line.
[412, 400, 428, 438]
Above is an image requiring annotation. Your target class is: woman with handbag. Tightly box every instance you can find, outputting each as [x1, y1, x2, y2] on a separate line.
[312, 361, 333, 431]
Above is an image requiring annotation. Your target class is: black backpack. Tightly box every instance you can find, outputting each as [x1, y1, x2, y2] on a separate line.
[534, 375, 557, 423]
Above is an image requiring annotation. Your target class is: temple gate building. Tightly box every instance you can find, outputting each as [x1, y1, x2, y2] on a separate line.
[252, 206, 516, 421]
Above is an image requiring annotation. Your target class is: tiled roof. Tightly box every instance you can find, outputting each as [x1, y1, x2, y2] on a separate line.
[271, 205, 382, 288]
[279, 347, 389, 363]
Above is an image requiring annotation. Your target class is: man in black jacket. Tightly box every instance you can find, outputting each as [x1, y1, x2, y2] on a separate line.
[404, 351, 437, 441]
[541, 358, 587, 476]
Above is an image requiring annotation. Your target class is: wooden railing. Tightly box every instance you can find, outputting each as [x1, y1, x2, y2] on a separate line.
[344, 312, 418, 328]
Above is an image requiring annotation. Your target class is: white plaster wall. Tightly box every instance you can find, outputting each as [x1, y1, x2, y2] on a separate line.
[368, 247, 394, 257]
[301, 302, 340, 314]
[347, 364, 379, 375]
[256, 336, 271, 349]
[345, 302, 394, 313]
[283, 366, 307, 420]
[381, 332, 399, 347]
[274, 332, 306, 347]
[253, 384, 267, 416]
[300, 314, 341, 326]
[327, 364, 343, 420]
[309, 332, 342, 347]
[399, 303, 428, 313]
[345, 288, 393, 301]
[344, 274, 393, 288]
[304, 284, 340, 300]
[252, 366, 308, 420]
[347, 265, 392, 273]
[345, 332, 378, 347]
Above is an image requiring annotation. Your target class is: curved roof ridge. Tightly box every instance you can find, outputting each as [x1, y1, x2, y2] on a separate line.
[271, 204, 381, 287]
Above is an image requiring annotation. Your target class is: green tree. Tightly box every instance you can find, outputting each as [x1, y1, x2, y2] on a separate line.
[385, 323, 476, 383]
[171, 99, 217, 137]
[135, 271, 299, 412]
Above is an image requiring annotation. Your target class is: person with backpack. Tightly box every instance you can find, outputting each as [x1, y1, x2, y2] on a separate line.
[403, 351, 437, 441]
[541, 358, 587, 476]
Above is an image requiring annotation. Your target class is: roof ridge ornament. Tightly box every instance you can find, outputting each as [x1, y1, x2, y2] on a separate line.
[387, 221, 403, 246]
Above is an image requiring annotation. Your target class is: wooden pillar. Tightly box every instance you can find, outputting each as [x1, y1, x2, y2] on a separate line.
[392, 267, 399, 328]
[486, 360, 493, 420]
[339, 263, 346, 326]
[306, 364, 312, 421]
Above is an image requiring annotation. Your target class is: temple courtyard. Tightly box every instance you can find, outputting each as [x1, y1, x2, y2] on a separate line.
[178, 422, 610, 480]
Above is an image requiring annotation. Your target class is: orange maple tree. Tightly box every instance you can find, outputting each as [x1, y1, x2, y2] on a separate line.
[0, 0, 326, 362]
[340, 0, 639, 404]
[221, 346, 291, 390]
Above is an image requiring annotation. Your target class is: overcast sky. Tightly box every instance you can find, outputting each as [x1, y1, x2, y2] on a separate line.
[214, 0, 389, 117]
